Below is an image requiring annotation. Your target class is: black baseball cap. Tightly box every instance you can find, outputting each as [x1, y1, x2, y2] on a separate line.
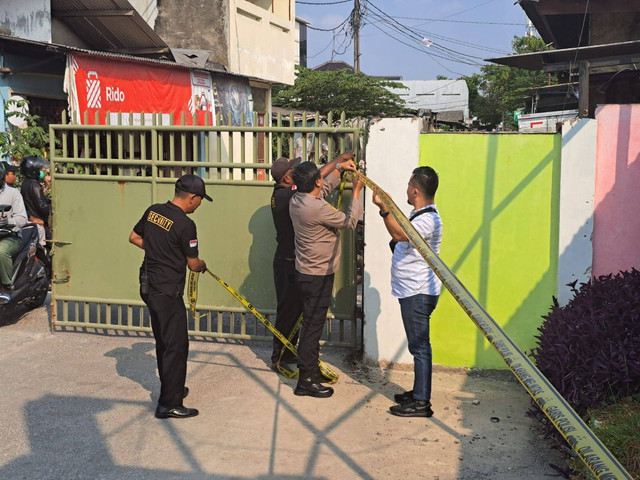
[271, 157, 302, 183]
[1, 162, 19, 173]
[175, 174, 213, 202]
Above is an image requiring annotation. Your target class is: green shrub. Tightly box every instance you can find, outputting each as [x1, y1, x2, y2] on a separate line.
[530, 269, 640, 417]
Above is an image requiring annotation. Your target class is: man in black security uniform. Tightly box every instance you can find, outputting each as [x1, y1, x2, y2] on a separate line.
[270, 156, 303, 372]
[269, 152, 358, 375]
[129, 174, 210, 419]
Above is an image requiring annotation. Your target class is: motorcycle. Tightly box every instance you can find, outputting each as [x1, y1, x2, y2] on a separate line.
[0, 204, 50, 314]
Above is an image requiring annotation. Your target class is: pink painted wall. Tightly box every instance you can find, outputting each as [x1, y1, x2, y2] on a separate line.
[593, 104, 640, 277]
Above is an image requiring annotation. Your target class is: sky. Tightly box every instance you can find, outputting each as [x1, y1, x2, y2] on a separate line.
[295, 0, 531, 80]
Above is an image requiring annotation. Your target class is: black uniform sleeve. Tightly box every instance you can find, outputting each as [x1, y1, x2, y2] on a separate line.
[133, 207, 151, 236]
[180, 220, 199, 258]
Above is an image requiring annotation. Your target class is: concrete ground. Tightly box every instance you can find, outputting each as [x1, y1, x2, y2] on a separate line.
[0, 302, 567, 480]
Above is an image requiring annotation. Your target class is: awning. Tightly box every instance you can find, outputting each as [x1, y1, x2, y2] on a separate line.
[51, 0, 169, 56]
[486, 40, 640, 72]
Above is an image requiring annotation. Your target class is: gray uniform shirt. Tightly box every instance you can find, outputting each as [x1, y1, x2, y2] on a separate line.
[0, 184, 28, 232]
[290, 171, 363, 276]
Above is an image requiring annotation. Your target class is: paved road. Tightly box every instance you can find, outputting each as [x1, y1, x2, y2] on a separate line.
[0, 302, 566, 479]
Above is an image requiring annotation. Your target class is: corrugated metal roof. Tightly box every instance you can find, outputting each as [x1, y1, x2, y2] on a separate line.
[486, 40, 640, 70]
[0, 33, 227, 73]
[51, 0, 169, 55]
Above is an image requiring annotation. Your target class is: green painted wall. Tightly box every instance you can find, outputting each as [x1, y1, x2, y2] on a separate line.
[421, 133, 561, 368]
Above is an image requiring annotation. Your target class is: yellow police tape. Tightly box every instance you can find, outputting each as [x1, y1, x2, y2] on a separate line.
[187, 269, 339, 384]
[355, 170, 632, 480]
[276, 314, 304, 379]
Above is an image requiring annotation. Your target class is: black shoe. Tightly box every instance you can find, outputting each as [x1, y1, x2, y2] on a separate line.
[389, 399, 433, 417]
[294, 377, 334, 398]
[155, 405, 199, 419]
[394, 390, 413, 404]
[183, 387, 189, 399]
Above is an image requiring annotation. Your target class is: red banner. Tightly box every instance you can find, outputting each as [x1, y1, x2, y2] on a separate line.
[70, 54, 211, 125]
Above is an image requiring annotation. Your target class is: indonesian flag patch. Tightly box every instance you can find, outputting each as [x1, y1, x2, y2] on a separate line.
[190, 239, 198, 248]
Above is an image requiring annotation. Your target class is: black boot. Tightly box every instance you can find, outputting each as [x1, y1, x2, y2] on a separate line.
[294, 377, 334, 398]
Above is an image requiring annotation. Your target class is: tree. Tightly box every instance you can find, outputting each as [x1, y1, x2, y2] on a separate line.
[0, 98, 49, 159]
[464, 36, 554, 130]
[272, 66, 408, 118]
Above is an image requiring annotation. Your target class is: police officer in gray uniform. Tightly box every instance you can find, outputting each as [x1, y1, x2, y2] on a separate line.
[269, 153, 361, 373]
[289, 159, 364, 398]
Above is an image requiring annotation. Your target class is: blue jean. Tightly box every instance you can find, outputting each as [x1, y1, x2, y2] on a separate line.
[399, 294, 439, 401]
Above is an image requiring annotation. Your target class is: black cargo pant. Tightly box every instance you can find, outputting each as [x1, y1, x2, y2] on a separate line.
[296, 272, 335, 380]
[272, 256, 303, 364]
[141, 287, 189, 408]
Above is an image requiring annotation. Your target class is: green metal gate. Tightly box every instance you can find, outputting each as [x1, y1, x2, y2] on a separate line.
[49, 112, 361, 347]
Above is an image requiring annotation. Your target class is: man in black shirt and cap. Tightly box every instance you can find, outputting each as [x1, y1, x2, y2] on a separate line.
[129, 174, 211, 419]
[270, 156, 304, 373]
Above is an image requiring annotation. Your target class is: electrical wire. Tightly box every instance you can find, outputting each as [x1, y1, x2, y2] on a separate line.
[363, 2, 490, 64]
[304, 0, 507, 77]
[309, 33, 340, 59]
[392, 16, 524, 26]
[413, 0, 499, 26]
[298, 0, 350, 4]
[307, 17, 349, 32]
[364, 8, 484, 66]
[366, 21, 466, 76]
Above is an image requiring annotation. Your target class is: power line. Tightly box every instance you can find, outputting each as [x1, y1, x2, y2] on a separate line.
[297, 0, 350, 4]
[364, 6, 485, 66]
[413, 0, 499, 27]
[363, 2, 489, 63]
[309, 32, 341, 59]
[409, 27, 510, 55]
[307, 17, 349, 31]
[392, 16, 524, 26]
[366, 21, 466, 76]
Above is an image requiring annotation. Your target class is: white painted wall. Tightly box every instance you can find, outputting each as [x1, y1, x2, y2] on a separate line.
[558, 118, 597, 305]
[129, 0, 159, 29]
[363, 117, 423, 366]
[229, 0, 296, 85]
[0, 0, 51, 42]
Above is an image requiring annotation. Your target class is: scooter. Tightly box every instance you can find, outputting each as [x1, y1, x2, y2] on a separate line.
[0, 204, 49, 315]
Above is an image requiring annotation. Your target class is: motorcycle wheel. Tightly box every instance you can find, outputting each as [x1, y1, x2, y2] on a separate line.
[25, 288, 48, 309]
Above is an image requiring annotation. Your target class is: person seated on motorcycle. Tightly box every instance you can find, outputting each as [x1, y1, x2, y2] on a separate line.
[1, 162, 19, 186]
[0, 167, 28, 304]
[20, 156, 51, 249]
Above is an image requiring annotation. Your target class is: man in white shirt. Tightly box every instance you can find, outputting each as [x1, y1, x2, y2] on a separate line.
[373, 166, 443, 417]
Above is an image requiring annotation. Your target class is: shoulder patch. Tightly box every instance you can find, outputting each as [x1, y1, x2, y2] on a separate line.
[189, 239, 198, 248]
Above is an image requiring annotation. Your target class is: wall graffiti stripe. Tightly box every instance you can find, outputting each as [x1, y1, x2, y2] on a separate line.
[357, 171, 632, 480]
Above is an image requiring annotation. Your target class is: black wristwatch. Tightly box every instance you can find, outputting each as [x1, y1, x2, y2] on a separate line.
[379, 210, 390, 218]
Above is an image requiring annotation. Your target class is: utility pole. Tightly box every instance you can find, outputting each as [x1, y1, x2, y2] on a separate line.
[352, 0, 362, 73]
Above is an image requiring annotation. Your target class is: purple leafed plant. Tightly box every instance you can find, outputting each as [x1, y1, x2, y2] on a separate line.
[530, 268, 640, 417]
